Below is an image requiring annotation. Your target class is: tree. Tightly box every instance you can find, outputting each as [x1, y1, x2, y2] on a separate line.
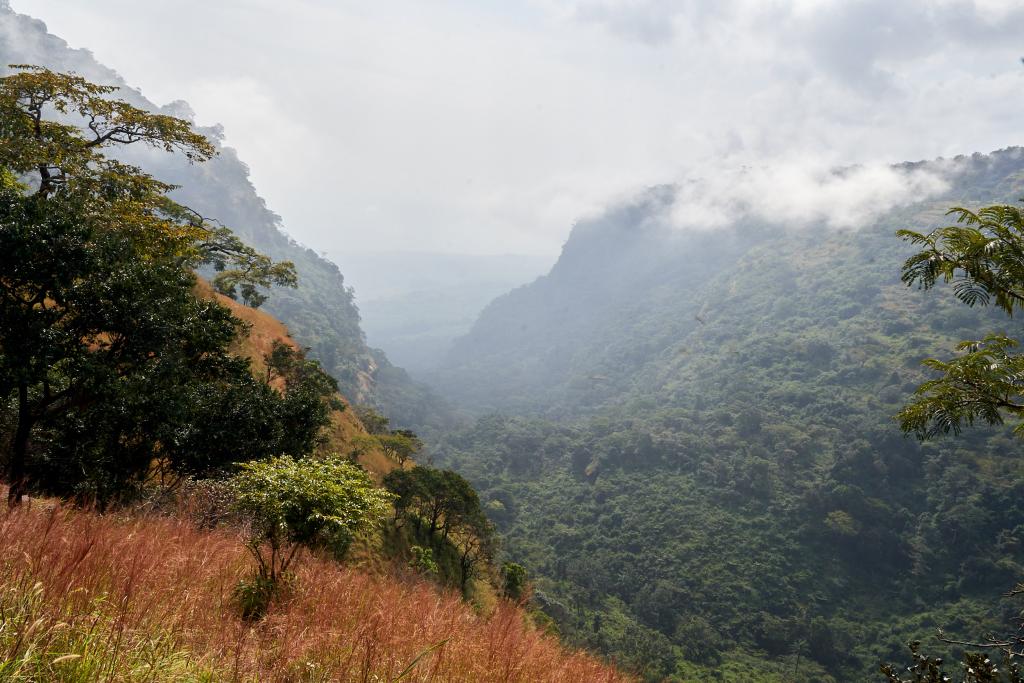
[382, 467, 427, 528]
[454, 512, 496, 594]
[377, 429, 423, 466]
[437, 469, 481, 541]
[229, 455, 393, 593]
[0, 66, 297, 504]
[897, 206, 1024, 438]
[501, 562, 528, 601]
[352, 404, 423, 466]
[382, 466, 482, 538]
[382, 464, 494, 593]
[354, 405, 391, 434]
[881, 641, 1022, 683]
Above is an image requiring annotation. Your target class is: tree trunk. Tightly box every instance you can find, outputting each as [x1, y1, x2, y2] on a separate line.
[429, 506, 441, 537]
[460, 550, 476, 594]
[8, 383, 31, 507]
[460, 556, 470, 593]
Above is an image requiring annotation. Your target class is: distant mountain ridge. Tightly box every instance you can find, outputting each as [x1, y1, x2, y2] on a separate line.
[0, 4, 443, 427]
[437, 149, 1024, 416]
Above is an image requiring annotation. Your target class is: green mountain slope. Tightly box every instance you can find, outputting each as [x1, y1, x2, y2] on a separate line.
[0, 4, 443, 427]
[432, 150, 1024, 680]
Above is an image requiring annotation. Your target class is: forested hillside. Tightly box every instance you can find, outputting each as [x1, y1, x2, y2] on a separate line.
[431, 150, 1024, 680]
[0, 3, 443, 427]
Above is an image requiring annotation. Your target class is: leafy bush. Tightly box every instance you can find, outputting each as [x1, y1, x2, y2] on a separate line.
[229, 454, 394, 614]
[409, 545, 439, 576]
[232, 575, 280, 621]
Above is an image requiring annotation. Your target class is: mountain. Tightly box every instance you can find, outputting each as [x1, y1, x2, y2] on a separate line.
[434, 185, 764, 416]
[0, 4, 443, 428]
[336, 250, 551, 374]
[430, 150, 1024, 680]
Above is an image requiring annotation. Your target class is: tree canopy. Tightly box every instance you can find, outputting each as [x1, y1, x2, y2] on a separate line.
[0, 66, 318, 504]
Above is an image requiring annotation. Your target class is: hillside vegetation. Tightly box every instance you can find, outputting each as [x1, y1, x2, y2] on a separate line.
[430, 150, 1024, 680]
[195, 278, 396, 480]
[0, 53, 631, 683]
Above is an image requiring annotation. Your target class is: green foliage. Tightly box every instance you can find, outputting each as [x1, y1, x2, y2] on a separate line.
[898, 335, 1024, 438]
[0, 65, 214, 182]
[382, 465, 496, 593]
[355, 405, 392, 434]
[501, 562, 527, 601]
[354, 406, 423, 464]
[229, 454, 393, 587]
[0, 66, 305, 505]
[887, 197, 1024, 679]
[897, 205, 1024, 438]
[0, 579, 219, 681]
[376, 432, 424, 466]
[409, 545, 439, 576]
[384, 466, 479, 537]
[231, 575, 279, 622]
[881, 641, 1023, 683]
[898, 206, 1024, 316]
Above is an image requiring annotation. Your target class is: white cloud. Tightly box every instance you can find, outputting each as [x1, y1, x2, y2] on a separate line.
[12, 0, 1024, 256]
[667, 161, 951, 232]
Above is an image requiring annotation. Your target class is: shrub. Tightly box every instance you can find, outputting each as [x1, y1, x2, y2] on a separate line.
[409, 545, 439, 576]
[228, 454, 394, 614]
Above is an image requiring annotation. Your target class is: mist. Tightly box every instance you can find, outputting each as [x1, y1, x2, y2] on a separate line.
[16, 0, 1024, 259]
[665, 160, 952, 232]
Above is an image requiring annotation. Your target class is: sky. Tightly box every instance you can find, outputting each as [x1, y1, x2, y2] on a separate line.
[13, 0, 1024, 256]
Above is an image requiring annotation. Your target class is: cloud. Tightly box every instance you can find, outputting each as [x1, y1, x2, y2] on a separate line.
[666, 161, 951, 232]
[13, 0, 1024, 257]
[540, 0, 1024, 93]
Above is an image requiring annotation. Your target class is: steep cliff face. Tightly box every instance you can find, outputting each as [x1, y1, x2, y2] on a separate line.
[432, 185, 763, 415]
[0, 5, 443, 427]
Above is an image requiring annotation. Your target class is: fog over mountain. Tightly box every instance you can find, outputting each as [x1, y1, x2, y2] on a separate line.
[335, 251, 552, 374]
[16, 0, 1024, 262]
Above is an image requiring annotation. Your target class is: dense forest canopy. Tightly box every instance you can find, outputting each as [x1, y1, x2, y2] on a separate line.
[429, 150, 1024, 680]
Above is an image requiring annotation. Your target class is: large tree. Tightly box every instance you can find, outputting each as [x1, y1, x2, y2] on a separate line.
[0, 66, 316, 504]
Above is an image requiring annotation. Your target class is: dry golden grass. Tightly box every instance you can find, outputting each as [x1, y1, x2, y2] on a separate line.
[0, 500, 631, 682]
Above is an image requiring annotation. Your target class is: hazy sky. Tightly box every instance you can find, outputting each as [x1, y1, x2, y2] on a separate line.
[14, 0, 1024, 256]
